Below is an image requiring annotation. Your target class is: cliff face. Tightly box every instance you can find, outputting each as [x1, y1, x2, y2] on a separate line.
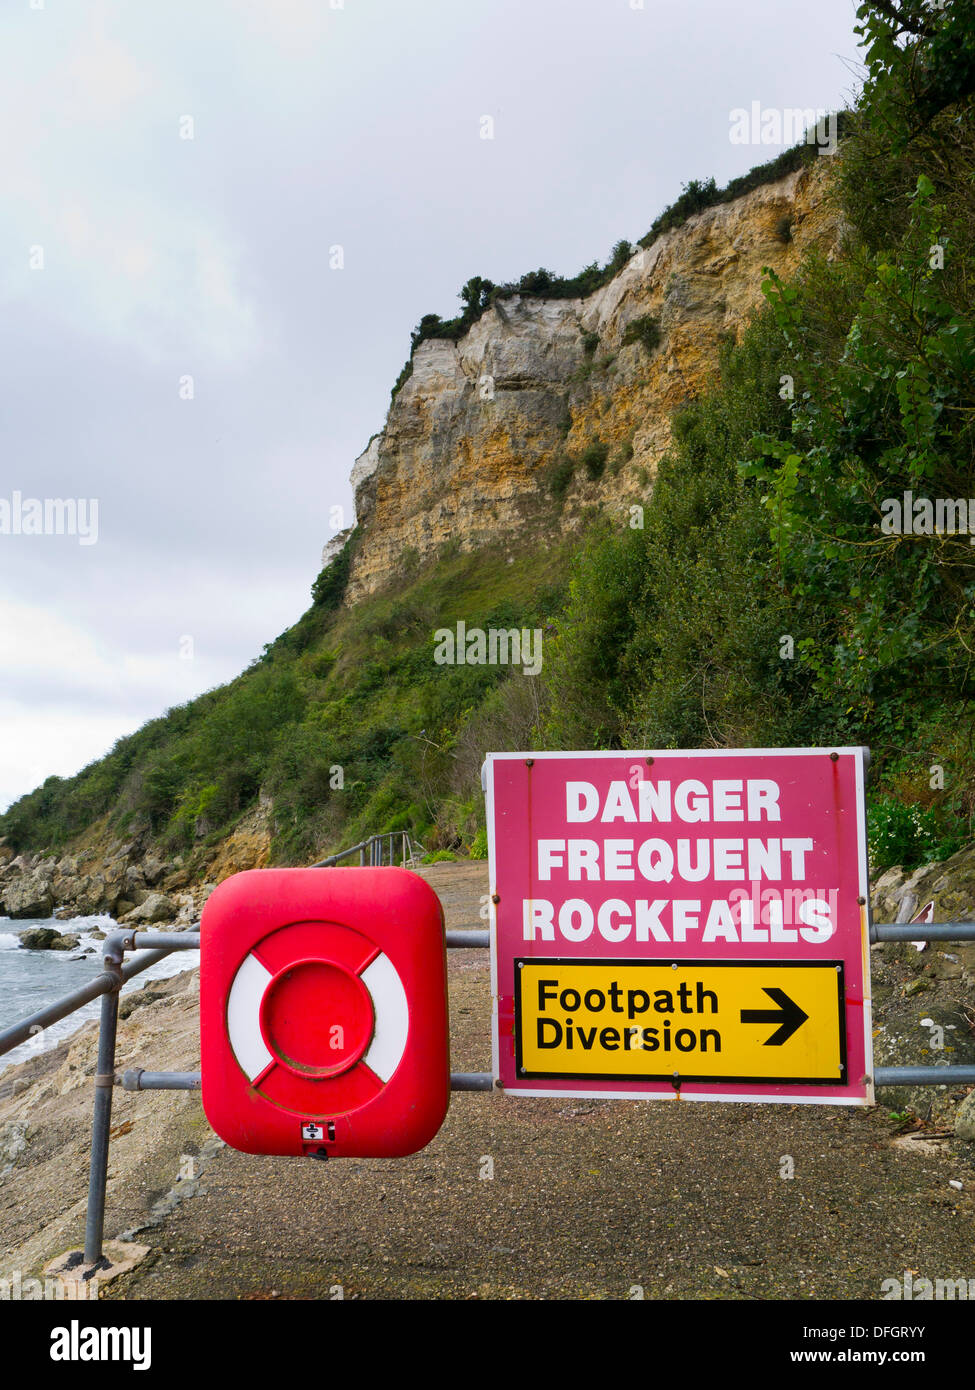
[344, 160, 843, 601]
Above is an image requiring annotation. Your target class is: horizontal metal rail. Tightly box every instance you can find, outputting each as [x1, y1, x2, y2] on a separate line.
[120, 1066, 975, 1091]
[7, 919, 973, 1066]
[445, 930, 489, 949]
[871, 921, 975, 942]
[874, 1065, 975, 1086]
[106, 929, 200, 953]
[121, 1069, 496, 1092]
[122, 1070, 201, 1090]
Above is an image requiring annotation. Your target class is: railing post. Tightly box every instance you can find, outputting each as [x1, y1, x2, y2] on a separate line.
[83, 939, 123, 1265]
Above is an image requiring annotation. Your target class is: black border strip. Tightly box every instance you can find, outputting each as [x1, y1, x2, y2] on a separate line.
[513, 957, 848, 1086]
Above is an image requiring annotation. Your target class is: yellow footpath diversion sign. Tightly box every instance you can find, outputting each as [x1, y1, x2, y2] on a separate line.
[516, 959, 846, 1085]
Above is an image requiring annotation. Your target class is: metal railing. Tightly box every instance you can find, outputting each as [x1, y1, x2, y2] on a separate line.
[1, 908, 973, 1274]
[80, 925, 490, 1267]
[314, 831, 426, 869]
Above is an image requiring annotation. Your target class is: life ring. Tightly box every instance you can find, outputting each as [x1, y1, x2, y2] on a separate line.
[200, 866, 450, 1158]
[225, 919, 409, 1118]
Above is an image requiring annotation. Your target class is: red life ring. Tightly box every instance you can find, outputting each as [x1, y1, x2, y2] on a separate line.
[201, 868, 450, 1157]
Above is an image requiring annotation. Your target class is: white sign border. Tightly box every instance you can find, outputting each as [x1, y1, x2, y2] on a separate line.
[483, 746, 875, 1108]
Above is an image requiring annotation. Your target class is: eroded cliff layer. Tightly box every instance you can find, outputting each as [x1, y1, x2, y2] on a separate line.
[345, 160, 843, 601]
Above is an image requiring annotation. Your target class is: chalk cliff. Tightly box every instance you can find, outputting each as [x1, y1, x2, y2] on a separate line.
[343, 160, 843, 601]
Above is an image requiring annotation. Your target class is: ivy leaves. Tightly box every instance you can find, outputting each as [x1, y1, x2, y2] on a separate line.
[741, 172, 975, 725]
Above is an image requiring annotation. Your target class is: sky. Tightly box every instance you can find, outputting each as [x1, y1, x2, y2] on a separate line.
[0, 0, 866, 813]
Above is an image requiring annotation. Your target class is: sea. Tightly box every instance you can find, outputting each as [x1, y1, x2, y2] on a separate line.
[0, 913, 200, 1075]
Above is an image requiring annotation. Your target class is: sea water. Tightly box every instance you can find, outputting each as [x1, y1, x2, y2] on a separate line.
[0, 914, 200, 1074]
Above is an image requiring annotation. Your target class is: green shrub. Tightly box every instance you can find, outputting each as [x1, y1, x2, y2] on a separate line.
[581, 330, 600, 356]
[390, 358, 413, 401]
[609, 440, 635, 474]
[622, 315, 661, 353]
[311, 539, 352, 611]
[581, 441, 610, 481]
[546, 455, 576, 502]
[867, 797, 964, 874]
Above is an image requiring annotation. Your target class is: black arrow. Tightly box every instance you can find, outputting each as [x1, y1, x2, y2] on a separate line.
[740, 987, 808, 1046]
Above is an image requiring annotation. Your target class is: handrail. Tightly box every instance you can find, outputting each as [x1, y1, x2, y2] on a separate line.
[313, 830, 426, 869]
[870, 922, 975, 942]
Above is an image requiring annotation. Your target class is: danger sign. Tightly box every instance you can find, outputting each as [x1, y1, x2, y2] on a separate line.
[484, 749, 873, 1105]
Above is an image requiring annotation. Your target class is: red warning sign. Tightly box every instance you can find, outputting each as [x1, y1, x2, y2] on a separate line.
[485, 748, 874, 1107]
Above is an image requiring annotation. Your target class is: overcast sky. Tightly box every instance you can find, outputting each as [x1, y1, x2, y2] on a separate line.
[0, 0, 865, 813]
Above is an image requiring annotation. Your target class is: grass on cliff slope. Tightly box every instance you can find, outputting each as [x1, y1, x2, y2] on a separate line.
[0, 538, 571, 868]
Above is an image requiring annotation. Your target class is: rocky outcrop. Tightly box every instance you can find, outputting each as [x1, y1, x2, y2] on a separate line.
[956, 1091, 975, 1141]
[872, 844, 975, 933]
[2, 872, 54, 920]
[17, 928, 60, 950]
[0, 847, 185, 925]
[17, 929, 79, 952]
[0, 806, 272, 926]
[343, 160, 844, 600]
[119, 892, 179, 926]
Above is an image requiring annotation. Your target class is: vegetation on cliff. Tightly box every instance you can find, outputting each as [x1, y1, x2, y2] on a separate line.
[545, 0, 975, 870]
[389, 128, 852, 400]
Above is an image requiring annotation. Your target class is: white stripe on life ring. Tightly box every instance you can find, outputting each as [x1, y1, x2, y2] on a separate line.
[360, 953, 409, 1083]
[226, 948, 409, 1086]
[227, 953, 274, 1082]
